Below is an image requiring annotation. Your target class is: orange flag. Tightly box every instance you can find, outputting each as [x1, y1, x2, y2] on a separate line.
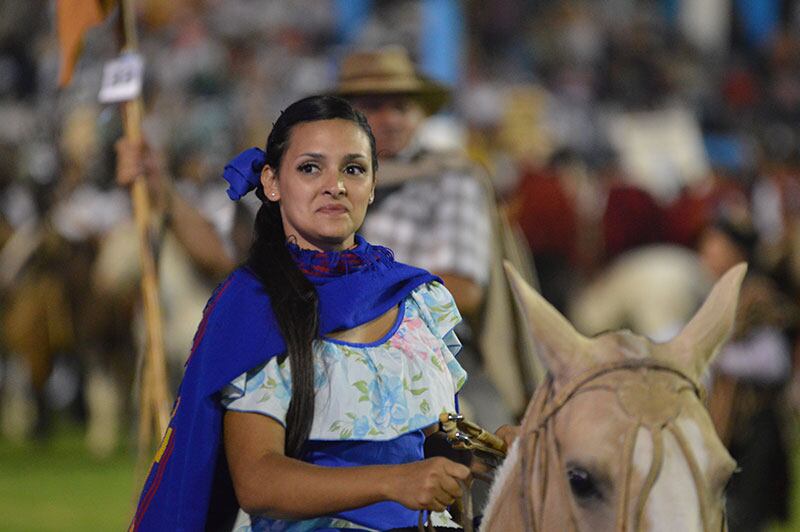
[57, 0, 116, 87]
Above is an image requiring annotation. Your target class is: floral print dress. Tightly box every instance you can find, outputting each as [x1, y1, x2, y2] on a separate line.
[221, 281, 467, 531]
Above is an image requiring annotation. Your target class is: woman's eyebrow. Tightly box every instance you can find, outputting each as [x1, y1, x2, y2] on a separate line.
[295, 152, 367, 163]
[297, 152, 325, 160]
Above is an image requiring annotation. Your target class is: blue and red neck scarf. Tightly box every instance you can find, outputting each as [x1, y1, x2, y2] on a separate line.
[288, 235, 394, 279]
[130, 236, 437, 531]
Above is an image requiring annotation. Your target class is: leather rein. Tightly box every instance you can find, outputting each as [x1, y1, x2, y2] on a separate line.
[417, 413, 509, 532]
[515, 358, 727, 532]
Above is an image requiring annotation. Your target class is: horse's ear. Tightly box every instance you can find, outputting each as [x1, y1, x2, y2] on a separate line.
[662, 263, 747, 379]
[504, 261, 592, 382]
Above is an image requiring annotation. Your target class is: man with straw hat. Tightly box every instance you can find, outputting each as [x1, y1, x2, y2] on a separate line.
[335, 46, 538, 431]
[335, 45, 450, 132]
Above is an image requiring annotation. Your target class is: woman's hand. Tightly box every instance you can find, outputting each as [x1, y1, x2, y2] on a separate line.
[225, 412, 472, 519]
[386, 457, 471, 512]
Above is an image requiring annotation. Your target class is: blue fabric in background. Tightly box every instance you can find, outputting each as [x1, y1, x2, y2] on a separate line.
[659, 0, 680, 26]
[736, 0, 781, 50]
[704, 133, 753, 173]
[334, 0, 372, 44]
[419, 0, 465, 88]
[333, 0, 465, 90]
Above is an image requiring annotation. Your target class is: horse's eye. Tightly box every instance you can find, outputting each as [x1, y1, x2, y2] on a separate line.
[567, 468, 601, 500]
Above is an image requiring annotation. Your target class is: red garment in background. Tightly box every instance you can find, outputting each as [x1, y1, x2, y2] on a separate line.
[514, 169, 578, 262]
[664, 190, 713, 248]
[603, 184, 664, 260]
[664, 177, 750, 249]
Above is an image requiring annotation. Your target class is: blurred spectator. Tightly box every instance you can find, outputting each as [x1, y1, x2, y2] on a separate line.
[102, 135, 247, 393]
[701, 211, 795, 531]
[335, 46, 537, 429]
[599, 154, 665, 262]
[751, 131, 800, 290]
[509, 149, 579, 312]
[664, 134, 752, 250]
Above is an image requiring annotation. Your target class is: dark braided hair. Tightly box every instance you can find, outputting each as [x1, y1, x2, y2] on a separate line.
[247, 95, 377, 458]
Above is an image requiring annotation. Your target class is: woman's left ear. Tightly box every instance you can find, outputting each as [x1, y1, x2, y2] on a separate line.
[261, 165, 280, 201]
[368, 184, 375, 205]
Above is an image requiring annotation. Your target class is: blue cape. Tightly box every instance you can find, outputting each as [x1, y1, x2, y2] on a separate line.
[130, 256, 437, 531]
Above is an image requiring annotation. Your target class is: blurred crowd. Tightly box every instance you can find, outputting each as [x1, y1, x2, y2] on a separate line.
[2, 0, 800, 529]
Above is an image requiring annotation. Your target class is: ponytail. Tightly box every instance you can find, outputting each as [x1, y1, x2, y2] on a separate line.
[244, 95, 377, 457]
[247, 201, 318, 458]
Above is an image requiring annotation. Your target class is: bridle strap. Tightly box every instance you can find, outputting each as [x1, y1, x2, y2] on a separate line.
[549, 414, 580, 532]
[615, 422, 640, 531]
[669, 422, 711, 530]
[633, 427, 664, 531]
[417, 510, 432, 532]
[527, 360, 702, 436]
[515, 359, 713, 532]
[518, 377, 551, 532]
[415, 479, 474, 532]
[460, 480, 474, 532]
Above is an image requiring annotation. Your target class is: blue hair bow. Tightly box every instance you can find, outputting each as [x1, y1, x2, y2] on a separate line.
[223, 147, 267, 201]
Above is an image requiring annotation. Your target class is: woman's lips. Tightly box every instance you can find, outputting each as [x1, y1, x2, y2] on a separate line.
[317, 204, 348, 214]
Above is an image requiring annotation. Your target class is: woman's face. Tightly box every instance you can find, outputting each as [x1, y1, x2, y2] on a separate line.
[261, 119, 375, 251]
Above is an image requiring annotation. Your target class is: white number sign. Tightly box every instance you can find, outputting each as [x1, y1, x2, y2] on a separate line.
[98, 53, 144, 103]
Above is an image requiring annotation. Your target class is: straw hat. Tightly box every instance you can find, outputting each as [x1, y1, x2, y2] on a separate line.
[334, 47, 450, 115]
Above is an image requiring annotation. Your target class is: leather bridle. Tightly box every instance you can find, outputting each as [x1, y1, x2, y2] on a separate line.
[514, 359, 728, 532]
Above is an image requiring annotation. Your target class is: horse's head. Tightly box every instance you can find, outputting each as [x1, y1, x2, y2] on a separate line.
[482, 263, 747, 531]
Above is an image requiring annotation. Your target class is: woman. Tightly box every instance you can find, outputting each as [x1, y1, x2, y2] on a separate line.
[131, 95, 480, 531]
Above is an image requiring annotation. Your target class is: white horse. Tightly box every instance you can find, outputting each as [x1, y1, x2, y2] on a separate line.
[481, 262, 746, 531]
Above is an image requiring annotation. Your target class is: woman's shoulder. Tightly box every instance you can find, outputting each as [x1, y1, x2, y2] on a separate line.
[196, 266, 278, 344]
[405, 280, 461, 338]
[204, 266, 268, 312]
[408, 278, 449, 294]
[187, 266, 280, 378]
[407, 280, 457, 309]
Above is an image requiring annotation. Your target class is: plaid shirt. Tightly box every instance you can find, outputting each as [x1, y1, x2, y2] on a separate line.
[361, 169, 492, 287]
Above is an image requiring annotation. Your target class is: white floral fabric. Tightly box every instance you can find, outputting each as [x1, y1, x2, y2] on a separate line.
[221, 281, 467, 440]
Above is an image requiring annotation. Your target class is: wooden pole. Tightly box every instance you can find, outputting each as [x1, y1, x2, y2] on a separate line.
[117, 0, 170, 474]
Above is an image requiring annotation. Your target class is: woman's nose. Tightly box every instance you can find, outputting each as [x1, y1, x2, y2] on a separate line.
[323, 172, 347, 196]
